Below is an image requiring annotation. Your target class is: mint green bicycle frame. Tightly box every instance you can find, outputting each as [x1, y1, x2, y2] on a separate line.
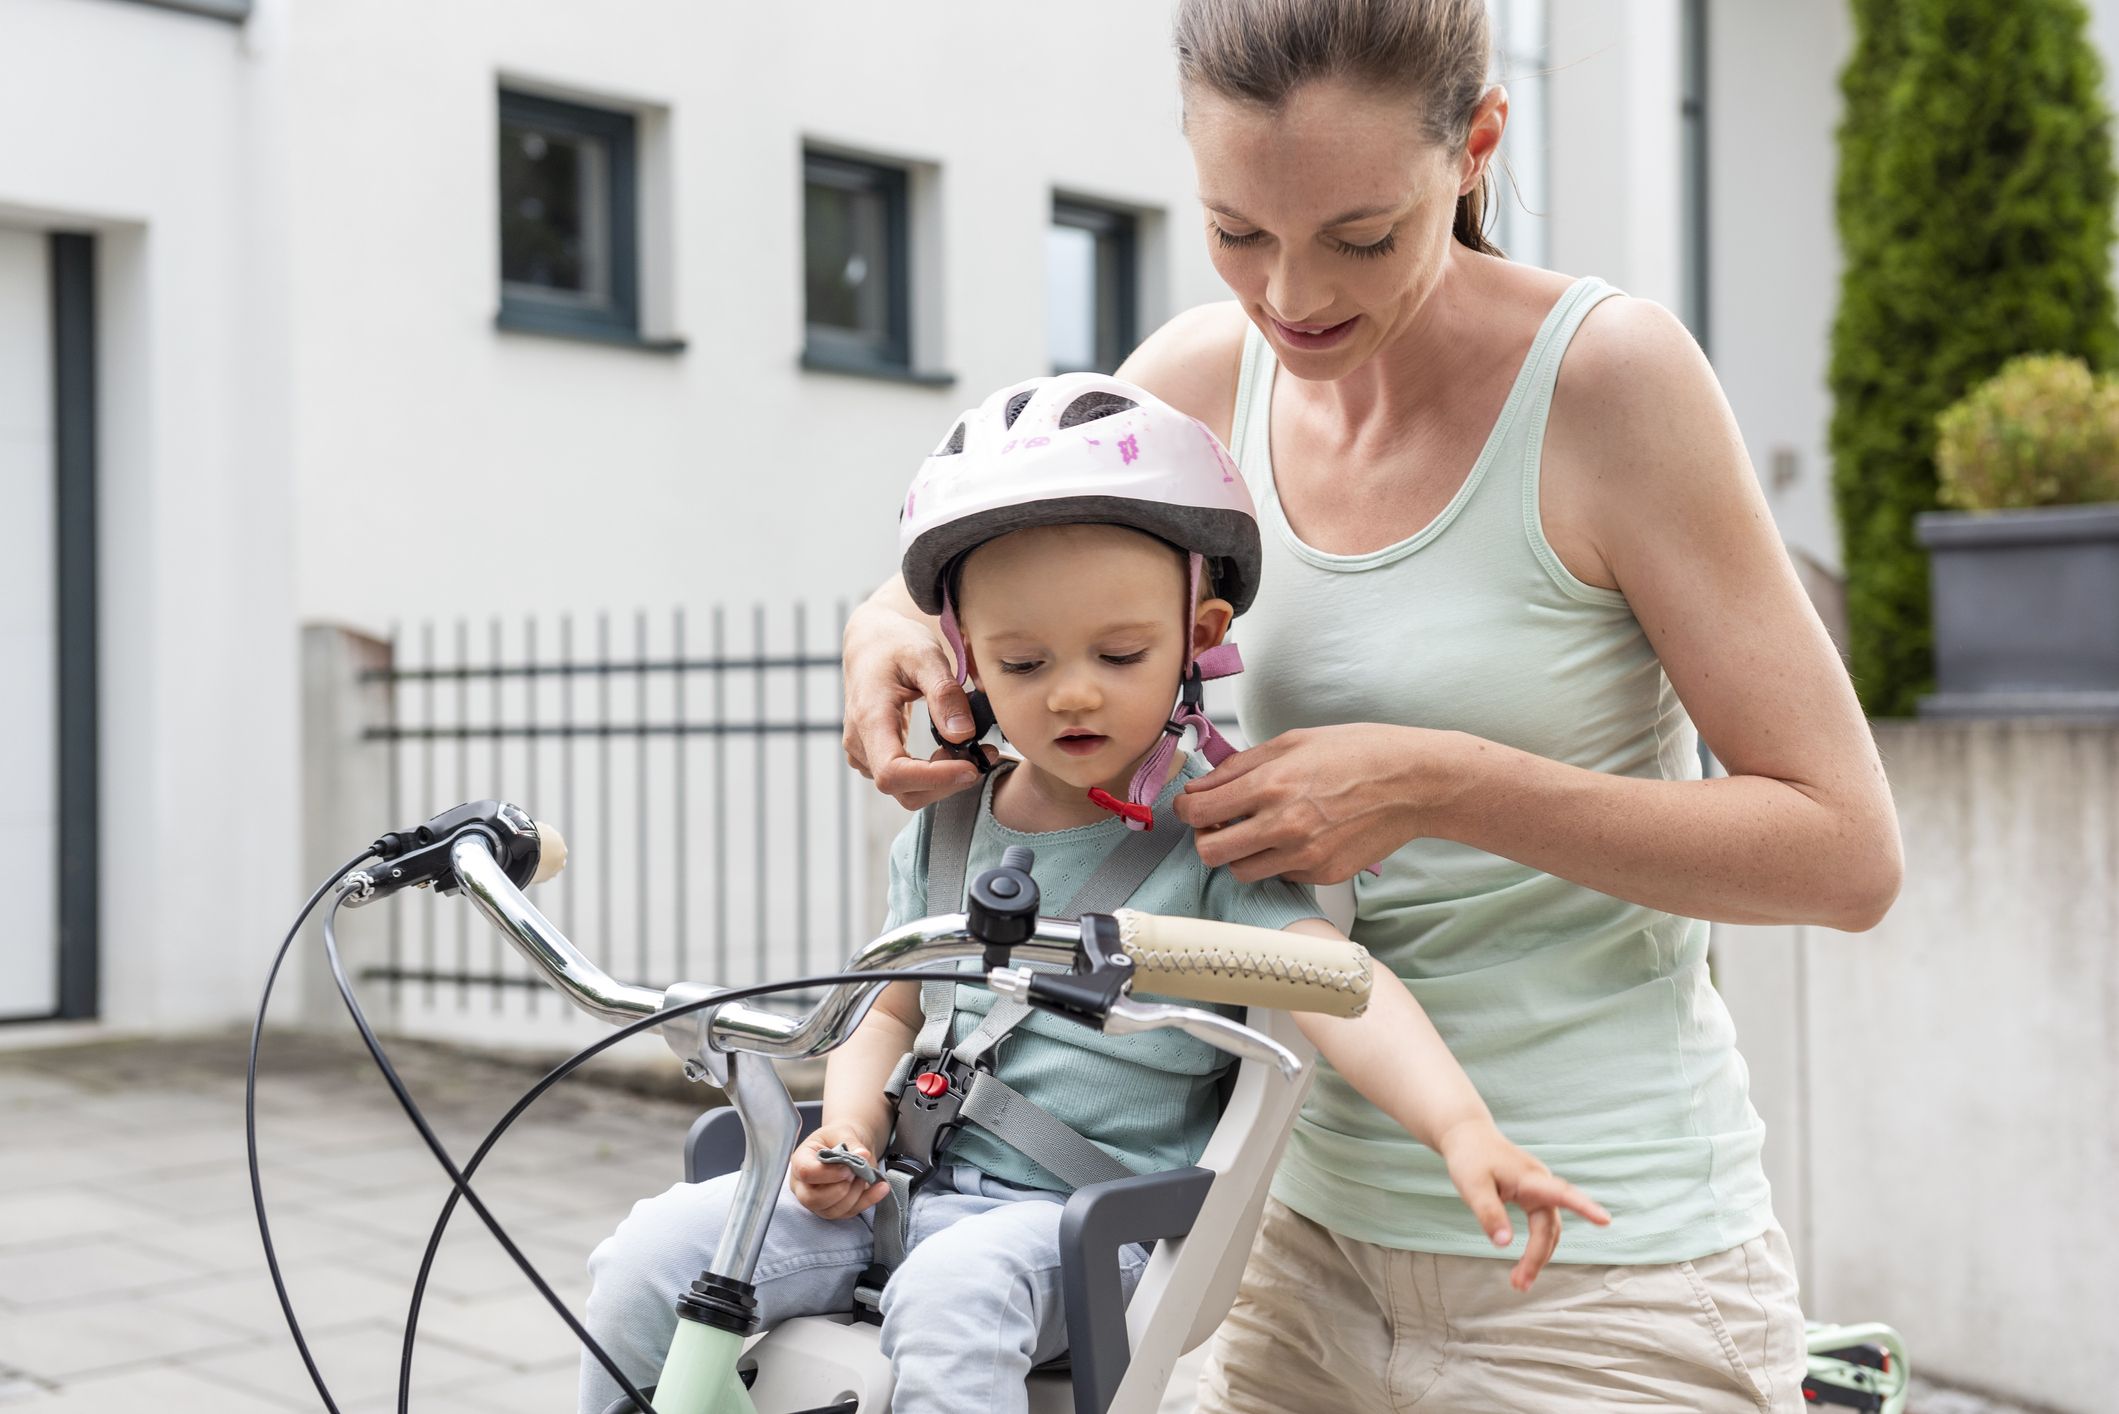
[653, 1322, 753, 1414]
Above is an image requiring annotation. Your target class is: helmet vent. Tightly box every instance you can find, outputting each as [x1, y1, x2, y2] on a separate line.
[1058, 391, 1138, 428]
[1003, 389, 1037, 429]
[937, 422, 966, 455]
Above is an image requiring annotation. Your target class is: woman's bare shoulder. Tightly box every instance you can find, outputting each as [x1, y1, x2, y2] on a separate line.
[1555, 292, 1705, 406]
[1115, 302, 1252, 444]
[1545, 291, 1750, 581]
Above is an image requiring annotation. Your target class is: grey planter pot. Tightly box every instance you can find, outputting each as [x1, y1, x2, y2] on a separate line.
[1916, 503, 2119, 719]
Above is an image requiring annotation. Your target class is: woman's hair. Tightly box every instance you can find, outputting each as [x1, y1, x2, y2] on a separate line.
[1174, 0, 1503, 257]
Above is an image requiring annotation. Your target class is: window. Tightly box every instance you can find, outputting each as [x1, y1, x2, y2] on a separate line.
[497, 90, 639, 343]
[803, 152, 911, 374]
[1048, 200, 1138, 375]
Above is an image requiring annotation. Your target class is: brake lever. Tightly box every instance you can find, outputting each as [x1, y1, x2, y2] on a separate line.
[985, 968, 1305, 1082]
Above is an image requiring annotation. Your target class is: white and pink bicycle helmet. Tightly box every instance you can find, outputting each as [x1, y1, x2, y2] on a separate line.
[899, 372, 1261, 828]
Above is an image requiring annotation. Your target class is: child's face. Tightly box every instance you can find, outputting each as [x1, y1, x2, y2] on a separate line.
[957, 524, 1232, 795]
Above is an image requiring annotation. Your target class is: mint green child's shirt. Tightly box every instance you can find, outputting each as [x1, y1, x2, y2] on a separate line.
[881, 756, 1325, 1192]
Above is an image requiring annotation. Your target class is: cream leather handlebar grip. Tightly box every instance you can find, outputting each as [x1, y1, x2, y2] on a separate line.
[1111, 910, 1371, 1017]
[529, 822, 568, 886]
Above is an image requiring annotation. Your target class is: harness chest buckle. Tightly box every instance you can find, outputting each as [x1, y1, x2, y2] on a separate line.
[885, 1051, 985, 1176]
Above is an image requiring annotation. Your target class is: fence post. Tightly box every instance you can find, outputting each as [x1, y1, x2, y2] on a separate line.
[299, 624, 395, 1028]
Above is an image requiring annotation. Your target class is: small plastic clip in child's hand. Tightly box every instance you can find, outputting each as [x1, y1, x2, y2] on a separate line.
[814, 1142, 884, 1187]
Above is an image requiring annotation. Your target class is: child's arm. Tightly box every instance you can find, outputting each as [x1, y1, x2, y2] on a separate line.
[1280, 918, 1612, 1290]
[787, 980, 924, 1220]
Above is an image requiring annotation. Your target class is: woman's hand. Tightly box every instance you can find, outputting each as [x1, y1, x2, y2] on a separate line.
[789, 1122, 891, 1221]
[1436, 1119, 1612, 1291]
[841, 596, 992, 810]
[1176, 724, 1467, 883]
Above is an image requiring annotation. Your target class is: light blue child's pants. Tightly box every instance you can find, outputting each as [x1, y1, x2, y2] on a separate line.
[577, 1164, 1149, 1414]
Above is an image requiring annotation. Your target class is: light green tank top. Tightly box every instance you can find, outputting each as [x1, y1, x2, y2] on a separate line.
[1230, 277, 1773, 1263]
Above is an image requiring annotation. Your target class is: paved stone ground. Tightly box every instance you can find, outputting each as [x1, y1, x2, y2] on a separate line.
[0, 1032, 2042, 1414]
[0, 1029, 702, 1413]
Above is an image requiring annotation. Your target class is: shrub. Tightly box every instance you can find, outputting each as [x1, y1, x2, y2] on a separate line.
[1935, 354, 2119, 510]
[1829, 0, 2119, 715]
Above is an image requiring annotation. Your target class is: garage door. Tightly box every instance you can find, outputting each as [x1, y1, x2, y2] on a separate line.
[0, 227, 57, 1019]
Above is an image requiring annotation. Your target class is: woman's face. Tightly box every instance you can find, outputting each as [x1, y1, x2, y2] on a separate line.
[1184, 77, 1502, 380]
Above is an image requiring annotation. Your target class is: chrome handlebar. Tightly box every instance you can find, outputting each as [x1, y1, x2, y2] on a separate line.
[444, 832, 1303, 1078]
[446, 833, 1086, 1057]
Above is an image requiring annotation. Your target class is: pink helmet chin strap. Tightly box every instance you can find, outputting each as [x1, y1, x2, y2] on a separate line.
[1117, 552, 1242, 830]
[940, 555, 1244, 832]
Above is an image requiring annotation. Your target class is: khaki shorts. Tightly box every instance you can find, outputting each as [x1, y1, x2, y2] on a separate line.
[1197, 1198, 1806, 1413]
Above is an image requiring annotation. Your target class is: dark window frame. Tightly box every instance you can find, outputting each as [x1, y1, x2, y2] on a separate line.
[801, 151, 914, 377]
[496, 90, 644, 346]
[1680, 0, 1710, 358]
[1050, 198, 1139, 376]
[116, 0, 251, 20]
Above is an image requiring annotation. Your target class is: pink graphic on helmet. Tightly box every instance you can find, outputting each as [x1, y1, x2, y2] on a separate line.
[1117, 434, 1140, 465]
[1194, 419, 1238, 483]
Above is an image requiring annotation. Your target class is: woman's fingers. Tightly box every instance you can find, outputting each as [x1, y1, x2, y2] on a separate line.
[1173, 762, 1267, 830]
[874, 752, 983, 807]
[921, 672, 976, 749]
[847, 643, 958, 783]
[1186, 811, 1275, 869]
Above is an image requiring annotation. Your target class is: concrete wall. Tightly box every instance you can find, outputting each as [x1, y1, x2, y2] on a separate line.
[0, 0, 298, 1035]
[1714, 721, 2119, 1414]
[281, 0, 1229, 633]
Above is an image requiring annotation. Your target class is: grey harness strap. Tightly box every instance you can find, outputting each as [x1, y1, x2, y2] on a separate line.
[912, 780, 989, 1061]
[957, 1071, 1133, 1186]
[859, 773, 1193, 1303]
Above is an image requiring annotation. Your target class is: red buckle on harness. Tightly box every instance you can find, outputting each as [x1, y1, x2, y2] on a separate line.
[1086, 787, 1154, 827]
[914, 1071, 950, 1099]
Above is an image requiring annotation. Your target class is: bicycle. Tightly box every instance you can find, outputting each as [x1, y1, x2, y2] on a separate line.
[250, 800, 1367, 1414]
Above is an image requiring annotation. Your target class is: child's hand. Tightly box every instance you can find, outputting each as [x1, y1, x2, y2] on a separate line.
[1437, 1119, 1612, 1292]
[789, 1123, 891, 1221]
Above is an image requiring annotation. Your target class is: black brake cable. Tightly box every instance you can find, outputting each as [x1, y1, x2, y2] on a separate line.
[245, 850, 376, 1414]
[389, 962, 975, 1414]
[254, 859, 1004, 1414]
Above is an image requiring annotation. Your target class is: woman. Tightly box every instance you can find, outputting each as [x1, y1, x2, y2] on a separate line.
[842, 2, 1900, 1408]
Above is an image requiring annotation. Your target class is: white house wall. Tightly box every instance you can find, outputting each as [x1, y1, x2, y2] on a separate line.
[1543, 1, 1686, 315]
[282, 0, 1229, 633]
[0, 0, 297, 1033]
[1704, 0, 1854, 576]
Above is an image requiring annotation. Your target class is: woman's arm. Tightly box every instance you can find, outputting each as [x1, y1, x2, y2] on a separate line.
[1451, 298, 1901, 929]
[1179, 300, 1902, 932]
[841, 303, 1250, 807]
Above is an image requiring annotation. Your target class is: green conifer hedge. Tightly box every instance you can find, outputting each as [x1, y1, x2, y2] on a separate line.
[1830, 0, 2118, 715]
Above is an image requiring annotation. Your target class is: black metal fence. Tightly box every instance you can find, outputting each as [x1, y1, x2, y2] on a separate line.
[359, 602, 869, 1035]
